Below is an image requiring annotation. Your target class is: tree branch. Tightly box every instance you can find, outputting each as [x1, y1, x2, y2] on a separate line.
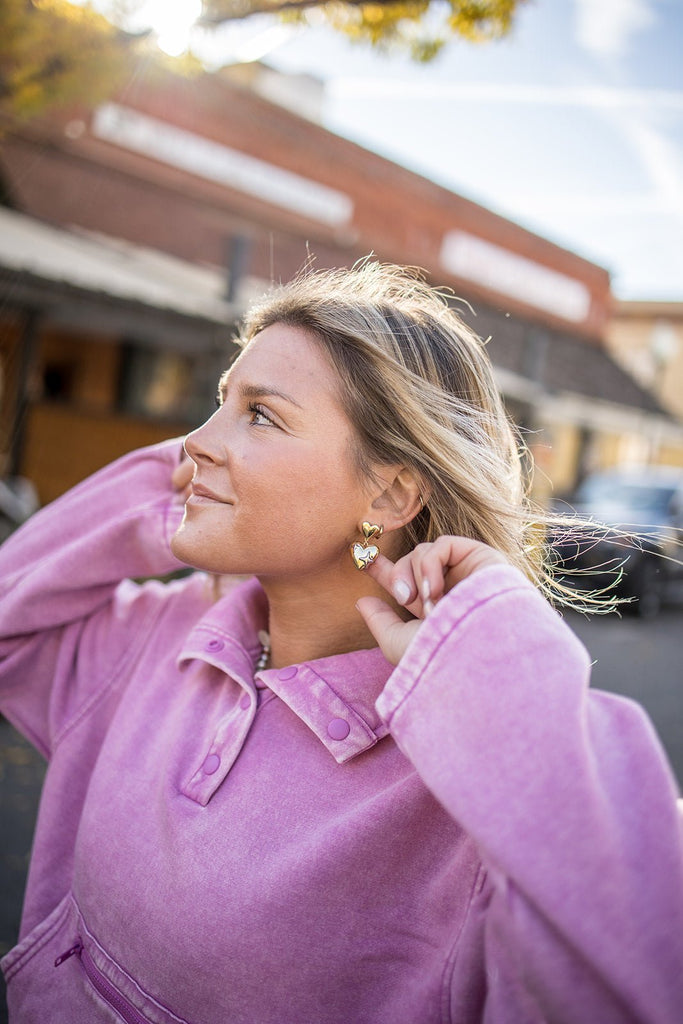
[200, 0, 416, 24]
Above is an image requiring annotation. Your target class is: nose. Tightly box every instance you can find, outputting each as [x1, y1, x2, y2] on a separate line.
[184, 409, 226, 466]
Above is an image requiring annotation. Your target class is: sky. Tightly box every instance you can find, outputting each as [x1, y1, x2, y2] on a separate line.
[115, 0, 683, 301]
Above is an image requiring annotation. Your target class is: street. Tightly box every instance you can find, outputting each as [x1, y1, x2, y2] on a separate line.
[0, 606, 682, 1021]
[566, 606, 683, 785]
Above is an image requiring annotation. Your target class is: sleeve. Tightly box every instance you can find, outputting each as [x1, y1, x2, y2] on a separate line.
[376, 564, 683, 1024]
[0, 439, 188, 756]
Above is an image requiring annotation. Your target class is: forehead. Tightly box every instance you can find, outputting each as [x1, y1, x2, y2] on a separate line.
[227, 323, 341, 396]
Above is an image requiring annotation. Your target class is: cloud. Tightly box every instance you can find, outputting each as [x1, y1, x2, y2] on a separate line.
[329, 74, 683, 223]
[573, 0, 656, 59]
[610, 112, 683, 220]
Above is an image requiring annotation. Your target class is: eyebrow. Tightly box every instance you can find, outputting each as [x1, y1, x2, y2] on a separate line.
[218, 372, 303, 409]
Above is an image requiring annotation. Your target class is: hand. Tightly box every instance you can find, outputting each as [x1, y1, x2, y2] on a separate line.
[171, 452, 194, 503]
[356, 536, 508, 666]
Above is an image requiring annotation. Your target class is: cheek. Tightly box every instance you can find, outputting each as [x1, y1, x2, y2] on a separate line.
[246, 448, 354, 502]
[173, 438, 365, 573]
[241, 460, 360, 550]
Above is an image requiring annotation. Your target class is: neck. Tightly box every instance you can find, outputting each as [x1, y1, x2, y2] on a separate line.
[258, 562, 393, 670]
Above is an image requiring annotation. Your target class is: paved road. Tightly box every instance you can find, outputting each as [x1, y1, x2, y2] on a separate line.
[566, 606, 683, 785]
[0, 607, 681, 1021]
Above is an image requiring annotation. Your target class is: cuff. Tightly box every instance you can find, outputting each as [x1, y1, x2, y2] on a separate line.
[376, 563, 532, 726]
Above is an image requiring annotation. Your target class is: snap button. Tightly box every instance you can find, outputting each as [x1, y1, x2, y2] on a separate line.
[201, 753, 221, 775]
[205, 638, 224, 653]
[327, 718, 350, 741]
[277, 666, 298, 681]
[239, 694, 251, 710]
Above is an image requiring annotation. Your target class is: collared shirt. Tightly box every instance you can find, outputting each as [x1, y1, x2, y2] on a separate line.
[1, 440, 682, 1024]
[177, 584, 392, 808]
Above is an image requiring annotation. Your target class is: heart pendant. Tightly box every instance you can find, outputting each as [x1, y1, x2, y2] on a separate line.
[362, 522, 383, 541]
[352, 542, 379, 570]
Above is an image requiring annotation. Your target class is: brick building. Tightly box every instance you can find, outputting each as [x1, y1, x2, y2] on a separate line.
[1, 61, 678, 506]
[606, 301, 683, 465]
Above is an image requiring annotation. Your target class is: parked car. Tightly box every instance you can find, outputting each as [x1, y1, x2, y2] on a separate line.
[551, 467, 683, 617]
[0, 476, 39, 544]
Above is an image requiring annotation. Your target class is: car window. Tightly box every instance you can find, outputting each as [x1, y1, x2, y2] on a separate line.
[576, 479, 677, 514]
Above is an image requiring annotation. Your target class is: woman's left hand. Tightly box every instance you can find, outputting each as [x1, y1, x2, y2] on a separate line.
[171, 449, 195, 503]
[356, 537, 508, 666]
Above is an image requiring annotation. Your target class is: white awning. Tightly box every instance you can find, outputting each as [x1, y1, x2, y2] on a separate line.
[0, 207, 237, 324]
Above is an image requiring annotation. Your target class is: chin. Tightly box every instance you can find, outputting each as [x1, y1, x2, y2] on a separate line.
[170, 524, 213, 572]
[171, 522, 245, 576]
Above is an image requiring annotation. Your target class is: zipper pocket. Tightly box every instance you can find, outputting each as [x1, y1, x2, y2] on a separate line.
[56, 939, 151, 1024]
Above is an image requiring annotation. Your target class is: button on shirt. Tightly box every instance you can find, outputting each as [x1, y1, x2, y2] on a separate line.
[177, 582, 393, 805]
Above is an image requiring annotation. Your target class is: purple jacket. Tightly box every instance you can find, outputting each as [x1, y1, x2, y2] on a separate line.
[1, 440, 682, 1024]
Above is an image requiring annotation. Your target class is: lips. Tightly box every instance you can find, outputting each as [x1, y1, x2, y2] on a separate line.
[188, 483, 231, 505]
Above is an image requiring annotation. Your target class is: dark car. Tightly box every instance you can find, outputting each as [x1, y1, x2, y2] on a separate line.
[551, 467, 683, 617]
[0, 476, 39, 544]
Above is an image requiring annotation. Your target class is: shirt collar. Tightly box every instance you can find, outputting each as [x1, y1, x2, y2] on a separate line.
[177, 577, 394, 764]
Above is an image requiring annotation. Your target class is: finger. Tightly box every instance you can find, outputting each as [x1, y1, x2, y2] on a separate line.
[415, 536, 456, 606]
[400, 543, 438, 616]
[388, 551, 421, 607]
[365, 554, 417, 608]
[440, 537, 507, 590]
[356, 596, 419, 666]
[171, 456, 194, 492]
[418, 537, 508, 608]
[409, 537, 475, 614]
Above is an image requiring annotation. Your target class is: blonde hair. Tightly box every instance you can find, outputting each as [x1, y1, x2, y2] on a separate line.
[237, 260, 591, 608]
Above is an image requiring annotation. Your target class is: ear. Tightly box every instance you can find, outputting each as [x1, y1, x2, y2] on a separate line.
[370, 467, 425, 533]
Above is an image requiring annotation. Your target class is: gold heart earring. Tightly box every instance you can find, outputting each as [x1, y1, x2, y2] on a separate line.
[351, 522, 384, 570]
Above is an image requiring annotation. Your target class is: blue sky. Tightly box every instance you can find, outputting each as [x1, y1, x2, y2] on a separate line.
[114, 0, 683, 300]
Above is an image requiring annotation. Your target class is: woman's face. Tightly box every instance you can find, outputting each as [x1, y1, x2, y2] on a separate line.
[171, 323, 369, 579]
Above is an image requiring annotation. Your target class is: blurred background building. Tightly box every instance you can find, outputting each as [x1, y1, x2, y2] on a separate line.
[1, 60, 681, 510]
[606, 301, 683, 423]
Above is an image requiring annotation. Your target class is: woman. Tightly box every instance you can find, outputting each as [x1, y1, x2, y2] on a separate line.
[1, 262, 681, 1024]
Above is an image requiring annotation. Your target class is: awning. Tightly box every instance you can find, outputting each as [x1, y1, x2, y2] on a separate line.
[465, 302, 677, 436]
[0, 207, 239, 347]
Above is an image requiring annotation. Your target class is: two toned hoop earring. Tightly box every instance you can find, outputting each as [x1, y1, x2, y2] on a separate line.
[351, 521, 383, 571]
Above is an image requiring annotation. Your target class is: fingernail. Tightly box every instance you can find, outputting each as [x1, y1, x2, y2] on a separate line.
[421, 579, 431, 601]
[424, 598, 435, 616]
[393, 580, 411, 605]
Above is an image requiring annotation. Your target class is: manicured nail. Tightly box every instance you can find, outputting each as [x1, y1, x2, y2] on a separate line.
[421, 578, 431, 601]
[424, 598, 435, 616]
[393, 579, 411, 605]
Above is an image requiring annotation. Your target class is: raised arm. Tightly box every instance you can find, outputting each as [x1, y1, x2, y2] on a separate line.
[0, 439, 188, 755]
[362, 553, 683, 1024]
